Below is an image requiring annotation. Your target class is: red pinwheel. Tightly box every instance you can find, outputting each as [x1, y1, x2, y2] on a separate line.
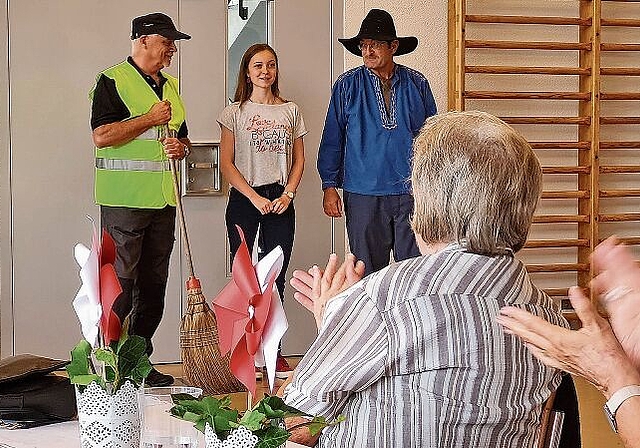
[212, 226, 277, 396]
[98, 229, 122, 346]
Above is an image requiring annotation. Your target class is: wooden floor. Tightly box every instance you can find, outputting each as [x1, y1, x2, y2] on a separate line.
[155, 359, 625, 447]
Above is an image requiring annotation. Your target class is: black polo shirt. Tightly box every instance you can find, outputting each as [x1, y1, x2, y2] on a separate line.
[90, 56, 188, 138]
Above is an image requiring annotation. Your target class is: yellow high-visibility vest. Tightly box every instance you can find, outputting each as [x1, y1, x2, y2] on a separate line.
[92, 60, 186, 208]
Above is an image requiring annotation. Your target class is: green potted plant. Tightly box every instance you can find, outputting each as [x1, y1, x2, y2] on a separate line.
[68, 225, 152, 448]
[169, 393, 344, 448]
[68, 321, 152, 448]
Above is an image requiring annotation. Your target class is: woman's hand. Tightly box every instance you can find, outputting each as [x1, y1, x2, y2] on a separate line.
[271, 194, 291, 214]
[250, 195, 273, 215]
[290, 253, 365, 329]
[591, 236, 640, 370]
[496, 286, 640, 397]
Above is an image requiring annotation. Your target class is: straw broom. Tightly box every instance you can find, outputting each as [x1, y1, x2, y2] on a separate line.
[166, 128, 244, 394]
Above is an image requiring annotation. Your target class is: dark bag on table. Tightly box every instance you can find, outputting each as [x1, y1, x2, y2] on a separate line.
[0, 354, 77, 428]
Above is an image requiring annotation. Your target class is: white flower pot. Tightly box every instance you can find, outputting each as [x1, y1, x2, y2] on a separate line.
[205, 424, 258, 448]
[75, 380, 140, 448]
[204, 422, 287, 448]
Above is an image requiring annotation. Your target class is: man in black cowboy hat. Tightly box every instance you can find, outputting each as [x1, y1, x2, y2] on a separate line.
[90, 12, 192, 387]
[317, 9, 437, 276]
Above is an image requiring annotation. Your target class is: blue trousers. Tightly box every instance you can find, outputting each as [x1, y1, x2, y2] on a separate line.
[344, 192, 420, 276]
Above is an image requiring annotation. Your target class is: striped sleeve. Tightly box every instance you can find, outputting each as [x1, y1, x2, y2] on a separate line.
[284, 287, 389, 418]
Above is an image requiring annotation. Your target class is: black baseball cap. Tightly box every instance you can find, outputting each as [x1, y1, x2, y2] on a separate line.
[131, 12, 191, 40]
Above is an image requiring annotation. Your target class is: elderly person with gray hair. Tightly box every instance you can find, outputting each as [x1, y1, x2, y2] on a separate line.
[284, 111, 568, 447]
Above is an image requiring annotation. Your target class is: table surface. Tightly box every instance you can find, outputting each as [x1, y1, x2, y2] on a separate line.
[0, 421, 304, 448]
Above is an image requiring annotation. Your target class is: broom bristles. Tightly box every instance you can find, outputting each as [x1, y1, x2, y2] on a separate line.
[180, 288, 244, 394]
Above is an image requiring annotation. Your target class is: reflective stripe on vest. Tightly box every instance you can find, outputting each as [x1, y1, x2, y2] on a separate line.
[137, 127, 160, 140]
[96, 158, 170, 172]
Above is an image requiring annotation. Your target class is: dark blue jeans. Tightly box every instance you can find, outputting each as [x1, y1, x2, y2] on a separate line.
[225, 183, 295, 299]
[344, 192, 420, 276]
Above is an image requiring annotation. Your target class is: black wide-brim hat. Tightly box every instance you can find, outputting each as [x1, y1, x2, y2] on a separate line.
[338, 9, 418, 57]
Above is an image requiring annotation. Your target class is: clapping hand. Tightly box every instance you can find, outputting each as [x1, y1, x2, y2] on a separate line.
[497, 286, 640, 396]
[290, 253, 365, 329]
[591, 236, 640, 370]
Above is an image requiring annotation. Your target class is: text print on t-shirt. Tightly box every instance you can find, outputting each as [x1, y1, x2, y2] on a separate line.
[246, 114, 293, 154]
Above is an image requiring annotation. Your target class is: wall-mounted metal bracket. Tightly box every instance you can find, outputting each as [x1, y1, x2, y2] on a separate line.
[182, 142, 222, 196]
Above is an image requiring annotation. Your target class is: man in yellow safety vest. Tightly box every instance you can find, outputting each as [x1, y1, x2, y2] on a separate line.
[89, 12, 191, 387]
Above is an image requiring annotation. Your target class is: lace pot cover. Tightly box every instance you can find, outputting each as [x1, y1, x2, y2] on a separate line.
[204, 423, 286, 448]
[75, 381, 141, 448]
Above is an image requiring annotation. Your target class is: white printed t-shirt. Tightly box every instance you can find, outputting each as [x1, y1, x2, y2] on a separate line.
[217, 100, 308, 187]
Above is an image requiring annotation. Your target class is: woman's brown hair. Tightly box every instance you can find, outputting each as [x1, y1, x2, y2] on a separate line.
[233, 43, 281, 105]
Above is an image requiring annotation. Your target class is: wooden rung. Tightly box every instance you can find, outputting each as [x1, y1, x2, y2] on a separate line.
[599, 213, 640, 222]
[601, 117, 640, 124]
[542, 166, 590, 174]
[601, 43, 640, 51]
[533, 214, 589, 223]
[600, 189, 640, 197]
[601, 141, 640, 149]
[466, 65, 590, 75]
[529, 141, 591, 149]
[464, 91, 590, 100]
[601, 18, 640, 27]
[526, 263, 589, 273]
[601, 67, 640, 76]
[601, 92, 640, 100]
[600, 165, 640, 174]
[541, 190, 590, 199]
[524, 239, 589, 248]
[501, 117, 590, 125]
[465, 14, 591, 26]
[544, 288, 570, 297]
[613, 236, 640, 246]
[466, 40, 591, 50]
[562, 311, 578, 323]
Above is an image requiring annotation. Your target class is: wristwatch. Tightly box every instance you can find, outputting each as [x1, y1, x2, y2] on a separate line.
[283, 191, 295, 199]
[603, 384, 640, 432]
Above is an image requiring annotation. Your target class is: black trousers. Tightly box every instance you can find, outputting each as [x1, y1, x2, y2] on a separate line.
[101, 205, 176, 355]
[225, 183, 295, 299]
[344, 191, 420, 276]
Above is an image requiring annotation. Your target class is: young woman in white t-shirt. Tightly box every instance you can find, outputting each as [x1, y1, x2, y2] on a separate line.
[217, 43, 307, 376]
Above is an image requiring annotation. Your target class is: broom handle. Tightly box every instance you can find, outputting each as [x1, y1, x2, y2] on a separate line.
[165, 126, 196, 278]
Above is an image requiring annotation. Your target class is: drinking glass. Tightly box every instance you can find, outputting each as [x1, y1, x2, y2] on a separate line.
[140, 386, 203, 448]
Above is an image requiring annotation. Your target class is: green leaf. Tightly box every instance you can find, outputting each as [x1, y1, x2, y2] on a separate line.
[213, 409, 238, 431]
[307, 415, 346, 436]
[238, 410, 265, 431]
[69, 373, 102, 386]
[254, 425, 290, 448]
[66, 340, 93, 380]
[116, 335, 149, 384]
[257, 395, 310, 419]
[194, 417, 210, 434]
[95, 348, 117, 369]
[181, 411, 202, 424]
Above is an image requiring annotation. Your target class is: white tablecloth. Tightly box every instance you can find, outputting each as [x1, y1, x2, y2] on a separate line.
[0, 421, 304, 448]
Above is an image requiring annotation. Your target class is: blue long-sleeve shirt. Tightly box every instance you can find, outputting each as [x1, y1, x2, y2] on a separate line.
[317, 64, 437, 196]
